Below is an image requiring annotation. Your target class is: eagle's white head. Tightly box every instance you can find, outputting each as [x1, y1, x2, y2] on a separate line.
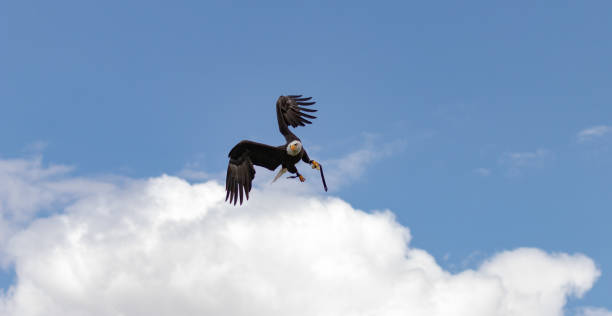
[286, 140, 302, 156]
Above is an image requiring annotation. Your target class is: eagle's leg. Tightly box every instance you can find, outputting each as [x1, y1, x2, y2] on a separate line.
[287, 173, 306, 182]
[286, 166, 305, 182]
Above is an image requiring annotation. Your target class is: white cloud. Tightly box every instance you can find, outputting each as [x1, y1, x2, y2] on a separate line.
[577, 126, 612, 143]
[0, 157, 118, 266]
[576, 307, 612, 316]
[480, 249, 599, 315]
[0, 156, 605, 316]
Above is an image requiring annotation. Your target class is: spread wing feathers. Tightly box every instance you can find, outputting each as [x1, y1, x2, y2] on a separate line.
[279, 95, 318, 128]
[225, 159, 254, 205]
[226, 140, 284, 205]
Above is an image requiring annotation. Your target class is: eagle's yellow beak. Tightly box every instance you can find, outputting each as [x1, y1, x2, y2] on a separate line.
[290, 144, 296, 151]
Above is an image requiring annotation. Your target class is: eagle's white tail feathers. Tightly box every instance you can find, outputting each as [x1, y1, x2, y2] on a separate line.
[272, 168, 287, 183]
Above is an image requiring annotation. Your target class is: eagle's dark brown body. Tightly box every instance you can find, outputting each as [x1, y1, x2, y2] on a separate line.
[225, 95, 324, 205]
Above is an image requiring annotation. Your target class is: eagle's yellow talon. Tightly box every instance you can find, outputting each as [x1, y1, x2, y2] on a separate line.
[311, 160, 320, 170]
[299, 175, 305, 182]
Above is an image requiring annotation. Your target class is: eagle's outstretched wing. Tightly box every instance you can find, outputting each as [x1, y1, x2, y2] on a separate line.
[226, 140, 284, 205]
[276, 95, 317, 140]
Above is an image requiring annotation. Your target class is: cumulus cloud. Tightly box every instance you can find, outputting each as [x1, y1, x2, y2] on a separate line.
[0, 156, 606, 316]
[577, 126, 612, 143]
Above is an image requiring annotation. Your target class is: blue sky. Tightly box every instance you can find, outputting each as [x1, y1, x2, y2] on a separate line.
[1, 1, 611, 312]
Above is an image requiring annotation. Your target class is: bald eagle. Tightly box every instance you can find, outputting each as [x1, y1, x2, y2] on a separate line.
[225, 95, 327, 205]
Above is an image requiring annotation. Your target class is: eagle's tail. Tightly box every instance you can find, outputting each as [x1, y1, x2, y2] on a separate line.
[272, 168, 287, 183]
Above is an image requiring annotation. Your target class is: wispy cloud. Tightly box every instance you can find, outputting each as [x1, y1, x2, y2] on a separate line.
[499, 149, 552, 177]
[22, 141, 48, 154]
[0, 156, 116, 222]
[323, 135, 408, 190]
[575, 307, 612, 316]
[255, 134, 415, 193]
[577, 125, 612, 143]
[473, 168, 491, 177]
[175, 153, 215, 181]
[500, 149, 551, 167]
[176, 163, 210, 181]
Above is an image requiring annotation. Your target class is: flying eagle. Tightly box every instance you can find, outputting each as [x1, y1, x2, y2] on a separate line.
[225, 95, 327, 205]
